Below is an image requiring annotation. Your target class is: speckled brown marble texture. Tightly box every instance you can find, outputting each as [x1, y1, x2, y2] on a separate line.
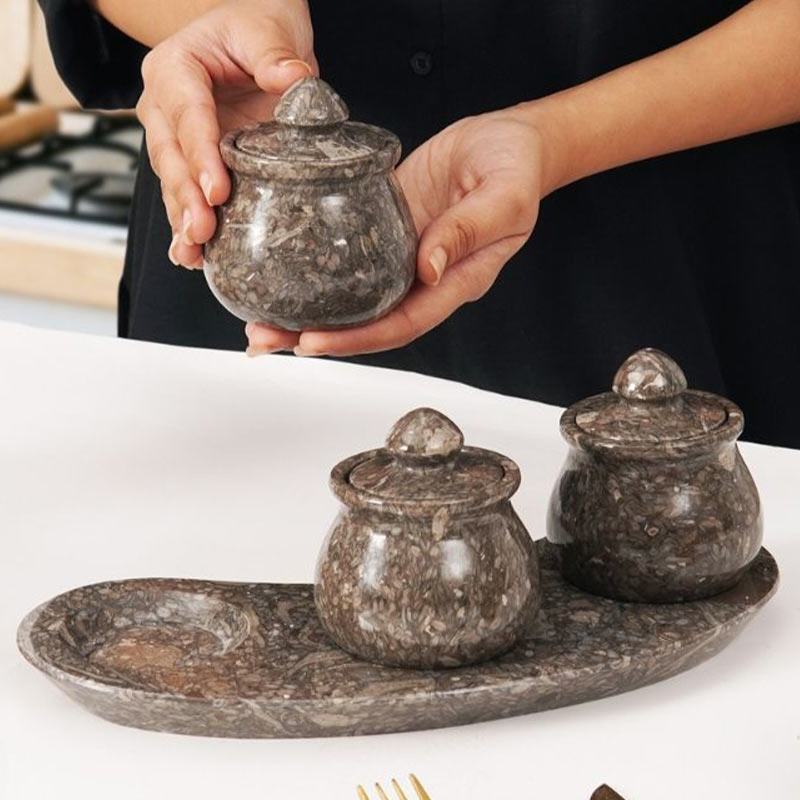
[548, 349, 763, 602]
[591, 785, 627, 800]
[315, 408, 541, 668]
[17, 541, 778, 739]
[203, 77, 417, 330]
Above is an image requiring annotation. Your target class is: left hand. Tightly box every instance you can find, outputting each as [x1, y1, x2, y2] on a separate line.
[246, 106, 547, 356]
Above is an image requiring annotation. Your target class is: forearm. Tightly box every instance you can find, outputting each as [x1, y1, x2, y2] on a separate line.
[528, 0, 800, 195]
[88, 0, 226, 46]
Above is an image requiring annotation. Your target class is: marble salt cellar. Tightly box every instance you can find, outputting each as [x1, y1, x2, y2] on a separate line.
[315, 408, 541, 668]
[203, 77, 417, 330]
[547, 348, 763, 602]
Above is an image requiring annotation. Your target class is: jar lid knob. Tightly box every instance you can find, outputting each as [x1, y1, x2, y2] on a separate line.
[612, 348, 688, 401]
[386, 408, 464, 464]
[273, 77, 349, 127]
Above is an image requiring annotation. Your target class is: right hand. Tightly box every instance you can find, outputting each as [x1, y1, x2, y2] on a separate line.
[136, 0, 316, 268]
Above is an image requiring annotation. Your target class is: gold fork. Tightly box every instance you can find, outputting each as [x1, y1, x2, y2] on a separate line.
[356, 774, 432, 800]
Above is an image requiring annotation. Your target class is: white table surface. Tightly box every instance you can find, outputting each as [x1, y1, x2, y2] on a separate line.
[0, 321, 797, 800]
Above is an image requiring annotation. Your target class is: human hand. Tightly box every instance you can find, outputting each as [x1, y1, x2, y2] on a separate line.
[136, 0, 315, 268]
[245, 107, 548, 356]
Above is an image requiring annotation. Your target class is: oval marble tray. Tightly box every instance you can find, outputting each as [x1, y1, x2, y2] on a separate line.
[17, 542, 778, 738]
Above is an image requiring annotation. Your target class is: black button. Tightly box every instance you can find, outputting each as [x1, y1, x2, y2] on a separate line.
[410, 51, 433, 76]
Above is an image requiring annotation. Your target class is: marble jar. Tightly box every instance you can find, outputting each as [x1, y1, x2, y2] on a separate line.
[547, 348, 763, 603]
[203, 77, 417, 330]
[315, 408, 541, 668]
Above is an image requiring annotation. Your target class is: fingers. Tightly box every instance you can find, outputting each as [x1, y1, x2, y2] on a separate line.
[291, 240, 522, 357]
[138, 59, 223, 268]
[243, 175, 533, 357]
[245, 322, 301, 355]
[141, 107, 211, 267]
[173, 99, 230, 207]
[140, 48, 230, 209]
[138, 12, 317, 270]
[161, 187, 203, 268]
[394, 149, 440, 236]
[145, 108, 214, 243]
[416, 175, 534, 285]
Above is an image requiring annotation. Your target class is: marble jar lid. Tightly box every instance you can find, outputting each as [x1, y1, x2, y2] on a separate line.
[560, 349, 744, 456]
[220, 77, 400, 180]
[329, 408, 521, 516]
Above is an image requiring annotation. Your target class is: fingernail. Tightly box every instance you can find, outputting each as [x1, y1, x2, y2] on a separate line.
[429, 246, 447, 283]
[246, 344, 289, 357]
[168, 234, 180, 266]
[199, 172, 213, 205]
[181, 208, 195, 246]
[277, 58, 312, 74]
[188, 256, 204, 270]
[293, 346, 321, 357]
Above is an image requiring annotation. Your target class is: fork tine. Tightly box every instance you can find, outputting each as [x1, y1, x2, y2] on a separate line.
[409, 774, 432, 800]
[391, 778, 409, 800]
[357, 787, 370, 800]
[375, 783, 391, 800]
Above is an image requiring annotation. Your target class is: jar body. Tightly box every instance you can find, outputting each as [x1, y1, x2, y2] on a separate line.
[547, 442, 762, 602]
[203, 170, 416, 330]
[315, 501, 541, 668]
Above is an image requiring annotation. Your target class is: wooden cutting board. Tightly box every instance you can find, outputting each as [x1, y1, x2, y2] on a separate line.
[0, 0, 31, 99]
[0, 107, 59, 150]
[30, 1, 78, 108]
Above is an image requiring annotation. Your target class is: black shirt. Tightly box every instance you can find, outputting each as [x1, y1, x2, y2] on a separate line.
[39, 0, 800, 447]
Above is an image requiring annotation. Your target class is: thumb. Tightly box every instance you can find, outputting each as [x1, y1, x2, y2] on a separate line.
[254, 51, 316, 94]
[417, 178, 532, 285]
[229, 14, 316, 94]
[245, 17, 317, 95]
[224, 10, 315, 94]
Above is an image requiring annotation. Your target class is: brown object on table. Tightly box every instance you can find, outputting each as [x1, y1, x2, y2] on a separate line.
[0, 97, 15, 116]
[315, 407, 541, 668]
[0, 107, 58, 151]
[591, 785, 627, 800]
[548, 347, 763, 602]
[17, 541, 777, 738]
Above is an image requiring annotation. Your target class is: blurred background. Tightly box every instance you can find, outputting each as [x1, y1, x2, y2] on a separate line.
[0, 0, 141, 336]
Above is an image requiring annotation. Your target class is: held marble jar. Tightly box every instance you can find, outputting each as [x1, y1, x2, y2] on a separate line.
[315, 408, 541, 669]
[547, 348, 763, 603]
[203, 77, 417, 330]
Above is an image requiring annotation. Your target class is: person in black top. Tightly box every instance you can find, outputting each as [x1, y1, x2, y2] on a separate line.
[38, 0, 800, 447]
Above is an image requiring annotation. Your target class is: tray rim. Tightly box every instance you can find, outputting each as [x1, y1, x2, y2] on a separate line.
[17, 546, 780, 713]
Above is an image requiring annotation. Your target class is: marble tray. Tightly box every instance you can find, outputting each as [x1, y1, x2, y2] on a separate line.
[17, 542, 778, 739]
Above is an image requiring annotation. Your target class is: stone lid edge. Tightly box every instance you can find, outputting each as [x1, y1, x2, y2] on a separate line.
[329, 446, 521, 516]
[560, 389, 744, 458]
[220, 123, 400, 180]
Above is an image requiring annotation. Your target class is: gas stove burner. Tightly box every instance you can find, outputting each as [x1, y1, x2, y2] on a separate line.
[0, 112, 143, 226]
[50, 171, 136, 222]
